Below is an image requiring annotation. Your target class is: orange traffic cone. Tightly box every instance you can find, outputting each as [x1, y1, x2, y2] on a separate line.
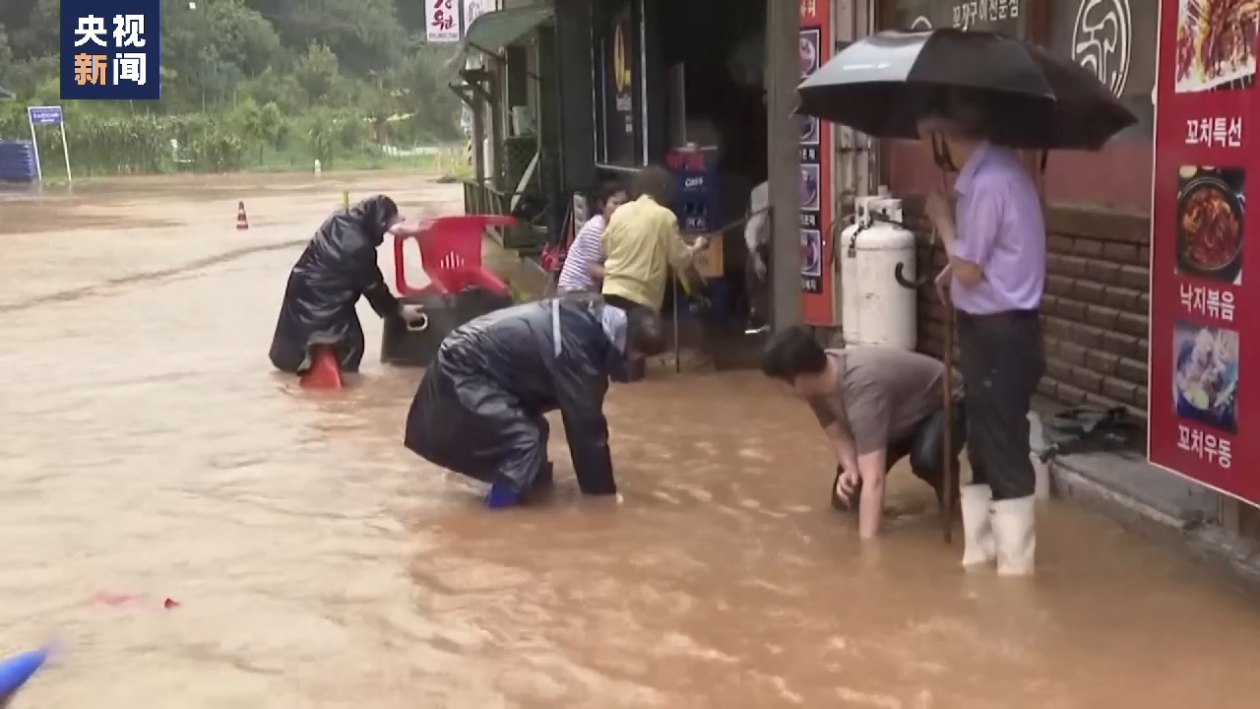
[236, 201, 249, 230]
[300, 345, 342, 389]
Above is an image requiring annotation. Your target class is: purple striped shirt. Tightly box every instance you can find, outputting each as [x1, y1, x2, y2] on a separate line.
[949, 142, 1046, 314]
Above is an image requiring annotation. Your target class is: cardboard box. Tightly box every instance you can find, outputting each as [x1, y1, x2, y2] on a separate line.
[690, 234, 724, 279]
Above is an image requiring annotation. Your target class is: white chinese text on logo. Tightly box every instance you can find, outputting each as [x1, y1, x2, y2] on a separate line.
[114, 53, 147, 86]
[113, 15, 147, 48]
[73, 15, 109, 47]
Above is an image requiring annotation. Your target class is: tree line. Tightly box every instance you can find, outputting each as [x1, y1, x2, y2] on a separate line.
[0, 0, 465, 176]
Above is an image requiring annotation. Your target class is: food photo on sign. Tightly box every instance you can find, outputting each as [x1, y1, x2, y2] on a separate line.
[800, 164, 820, 211]
[1176, 165, 1245, 283]
[1175, 0, 1258, 93]
[1172, 320, 1239, 434]
[797, 113, 819, 144]
[799, 30, 820, 78]
[800, 230, 822, 277]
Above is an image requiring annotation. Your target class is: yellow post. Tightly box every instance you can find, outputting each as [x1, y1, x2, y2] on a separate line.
[342, 190, 349, 209]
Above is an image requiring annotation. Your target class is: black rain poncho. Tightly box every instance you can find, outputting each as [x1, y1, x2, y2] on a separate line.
[404, 298, 628, 495]
[269, 196, 401, 374]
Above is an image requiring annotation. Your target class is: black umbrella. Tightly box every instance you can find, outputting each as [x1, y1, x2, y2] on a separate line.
[797, 28, 1137, 151]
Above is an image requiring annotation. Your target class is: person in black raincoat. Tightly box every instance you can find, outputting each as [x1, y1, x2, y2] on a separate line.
[403, 296, 666, 508]
[269, 195, 424, 375]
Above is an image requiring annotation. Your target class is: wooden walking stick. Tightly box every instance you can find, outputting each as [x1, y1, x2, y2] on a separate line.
[935, 169, 963, 545]
[941, 299, 956, 545]
[672, 274, 681, 373]
[895, 219, 957, 545]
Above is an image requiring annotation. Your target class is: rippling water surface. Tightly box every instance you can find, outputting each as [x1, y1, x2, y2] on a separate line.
[1, 173, 1258, 708]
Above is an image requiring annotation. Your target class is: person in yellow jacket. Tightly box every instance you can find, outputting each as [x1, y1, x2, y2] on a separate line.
[599, 166, 707, 379]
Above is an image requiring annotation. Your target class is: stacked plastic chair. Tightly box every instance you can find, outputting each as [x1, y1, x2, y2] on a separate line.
[0, 141, 38, 182]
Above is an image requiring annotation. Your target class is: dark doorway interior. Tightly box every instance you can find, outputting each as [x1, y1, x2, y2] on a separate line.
[657, 0, 767, 325]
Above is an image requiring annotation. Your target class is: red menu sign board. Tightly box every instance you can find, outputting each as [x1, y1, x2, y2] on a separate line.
[1149, 0, 1257, 503]
[799, 0, 835, 325]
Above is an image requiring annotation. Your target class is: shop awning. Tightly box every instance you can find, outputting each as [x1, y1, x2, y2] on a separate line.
[447, 6, 554, 69]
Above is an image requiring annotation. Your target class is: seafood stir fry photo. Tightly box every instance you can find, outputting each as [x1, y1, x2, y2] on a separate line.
[1176, 0, 1260, 92]
[1177, 166, 1245, 282]
[1174, 323, 1240, 433]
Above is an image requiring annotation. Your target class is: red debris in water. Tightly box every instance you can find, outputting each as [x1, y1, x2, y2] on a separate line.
[94, 591, 143, 607]
[93, 592, 180, 609]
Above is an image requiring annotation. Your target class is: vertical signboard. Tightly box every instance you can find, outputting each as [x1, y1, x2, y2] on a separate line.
[605, 7, 637, 165]
[461, 0, 490, 69]
[799, 0, 834, 324]
[426, 0, 460, 42]
[463, 0, 487, 29]
[1149, 0, 1257, 503]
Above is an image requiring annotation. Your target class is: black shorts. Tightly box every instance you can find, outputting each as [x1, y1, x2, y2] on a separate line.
[956, 310, 1043, 501]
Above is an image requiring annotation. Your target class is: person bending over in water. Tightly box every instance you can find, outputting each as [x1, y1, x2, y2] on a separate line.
[403, 297, 665, 508]
[269, 195, 425, 377]
[760, 326, 965, 539]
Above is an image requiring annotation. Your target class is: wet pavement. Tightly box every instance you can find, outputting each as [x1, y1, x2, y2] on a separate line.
[1, 172, 1259, 708]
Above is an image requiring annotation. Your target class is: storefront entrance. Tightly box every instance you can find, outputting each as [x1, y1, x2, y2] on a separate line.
[591, 0, 769, 328]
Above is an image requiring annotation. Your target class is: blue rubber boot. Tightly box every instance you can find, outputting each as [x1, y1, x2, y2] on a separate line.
[485, 479, 522, 509]
[0, 647, 48, 700]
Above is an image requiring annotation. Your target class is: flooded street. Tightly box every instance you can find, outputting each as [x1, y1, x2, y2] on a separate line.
[2, 172, 1260, 708]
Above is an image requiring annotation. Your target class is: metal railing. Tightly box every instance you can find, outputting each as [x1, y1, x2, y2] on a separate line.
[461, 180, 546, 251]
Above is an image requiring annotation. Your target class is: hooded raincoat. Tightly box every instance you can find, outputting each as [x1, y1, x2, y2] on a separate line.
[269, 195, 401, 373]
[404, 298, 629, 496]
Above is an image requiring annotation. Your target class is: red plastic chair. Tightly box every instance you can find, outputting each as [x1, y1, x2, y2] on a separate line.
[393, 215, 516, 295]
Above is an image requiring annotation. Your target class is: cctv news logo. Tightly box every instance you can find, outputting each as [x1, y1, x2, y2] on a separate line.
[60, 0, 162, 100]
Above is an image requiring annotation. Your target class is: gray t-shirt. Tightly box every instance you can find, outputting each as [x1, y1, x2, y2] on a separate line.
[808, 347, 947, 455]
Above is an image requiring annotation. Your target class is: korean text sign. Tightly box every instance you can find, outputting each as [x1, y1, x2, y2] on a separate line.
[61, 0, 161, 100]
[1148, 0, 1256, 502]
[427, 0, 461, 43]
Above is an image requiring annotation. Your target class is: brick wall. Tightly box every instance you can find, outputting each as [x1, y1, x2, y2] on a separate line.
[900, 196, 1152, 423]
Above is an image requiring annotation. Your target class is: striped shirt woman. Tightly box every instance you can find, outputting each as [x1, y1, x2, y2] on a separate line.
[558, 183, 627, 293]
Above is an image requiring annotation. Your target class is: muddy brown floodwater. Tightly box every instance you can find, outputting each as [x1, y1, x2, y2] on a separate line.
[1, 172, 1259, 708]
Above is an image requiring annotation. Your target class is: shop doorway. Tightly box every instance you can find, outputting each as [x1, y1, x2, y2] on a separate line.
[658, 0, 768, 327]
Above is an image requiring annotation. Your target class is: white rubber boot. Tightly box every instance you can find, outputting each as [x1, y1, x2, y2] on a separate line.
[960, 485, 996, 567]
[992, 495, 1037, 577]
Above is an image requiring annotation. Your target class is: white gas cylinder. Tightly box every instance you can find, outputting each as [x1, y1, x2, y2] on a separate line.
[839, 196, 918, 350]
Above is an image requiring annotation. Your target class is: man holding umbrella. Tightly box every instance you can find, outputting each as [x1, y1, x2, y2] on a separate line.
[795, 28, 1137, 575]
[917, 94, 1045, 576]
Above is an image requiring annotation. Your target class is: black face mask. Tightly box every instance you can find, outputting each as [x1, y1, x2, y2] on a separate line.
[931, 133, 957, 172]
